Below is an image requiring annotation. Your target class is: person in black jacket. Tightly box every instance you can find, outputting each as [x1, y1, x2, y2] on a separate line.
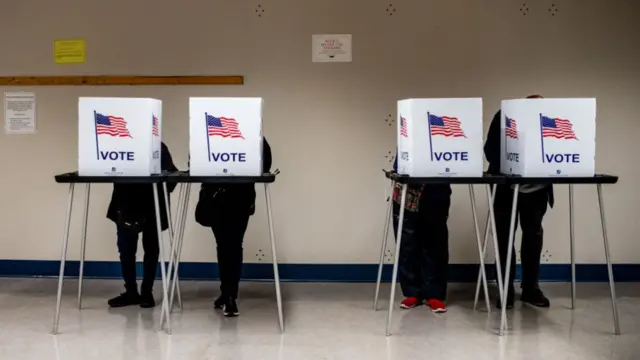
[391, 154, 452, 313]
[484, 95, 553, 309]
[107, 142, 178, 308]
[195, 137, 272, 317]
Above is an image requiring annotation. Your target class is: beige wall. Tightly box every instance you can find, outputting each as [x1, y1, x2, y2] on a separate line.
[1, 0, 639, 265]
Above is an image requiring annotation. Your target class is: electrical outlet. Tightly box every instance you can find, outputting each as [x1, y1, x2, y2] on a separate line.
[548, 4, 558, 16]
[541, 249, 552, 263]
[520, 3, 529, 15]
[255, 249, 265, 261]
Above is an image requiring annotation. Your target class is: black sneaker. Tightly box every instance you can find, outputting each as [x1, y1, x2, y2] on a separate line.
[521, 288, 550, 308]
[139, 292, 156, 308]
[496, 287, 515, 310]
[214, 295, 227, 309]
[108, 292, 140, 308]
[223, 298, 239, 317]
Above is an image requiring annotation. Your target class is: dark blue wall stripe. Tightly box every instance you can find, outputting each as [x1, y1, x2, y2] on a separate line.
[0, 260, 638, 282]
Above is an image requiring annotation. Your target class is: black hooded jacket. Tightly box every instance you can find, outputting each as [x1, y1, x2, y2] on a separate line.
[195, 138, 272, 225]
[106, 142, 178, 230]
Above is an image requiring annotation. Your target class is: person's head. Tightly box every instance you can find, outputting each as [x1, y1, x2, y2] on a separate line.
[526, 94, 543, 99]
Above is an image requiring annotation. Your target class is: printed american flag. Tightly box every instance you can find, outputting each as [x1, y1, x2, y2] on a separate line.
[541, 115, 578, 140]
[152, 115, 159, 137]
[95, 113, 132, 138]
[400, 116, 408, 138]
[429, 114, 466, 138]
[505, 116, 518, 139]
[206, 114, 244, 139]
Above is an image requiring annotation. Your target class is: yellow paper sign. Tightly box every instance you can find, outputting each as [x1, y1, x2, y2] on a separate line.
[54, 39, 86, 64]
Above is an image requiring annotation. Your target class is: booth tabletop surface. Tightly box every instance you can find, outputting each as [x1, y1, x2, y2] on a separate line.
[54, 171, 170, 184]
[385, 171, 507, 185]
[505, 174, 619, 185]
[167, 171, 276, 184]
[385, 171, 618, 185]
[54, 171, 277, 184]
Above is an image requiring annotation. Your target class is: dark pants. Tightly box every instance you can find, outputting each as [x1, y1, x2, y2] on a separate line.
[494, 185, 549, 291]
[392, 198, 450, 301]
[211, 214, 250, 298]
[117, 222, 159, 295]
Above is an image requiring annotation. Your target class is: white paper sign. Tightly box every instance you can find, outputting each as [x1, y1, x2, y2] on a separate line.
[312, 34, 352, 62]
[4, 92, 36, 134]
[397, 98, 484, 177]
[189, 97, 263, 176]
[78, 97, 162, 176]
[500, 98, 596, 177]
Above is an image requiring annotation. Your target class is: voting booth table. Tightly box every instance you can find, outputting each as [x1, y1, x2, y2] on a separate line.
[373, 98, 509, 336]
[158, 97, 285, 333]
[52, 98, 178, 334]
[479, 98, 621, 336]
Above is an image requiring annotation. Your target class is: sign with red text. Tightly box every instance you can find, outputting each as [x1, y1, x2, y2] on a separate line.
[312, 34, 352, 62]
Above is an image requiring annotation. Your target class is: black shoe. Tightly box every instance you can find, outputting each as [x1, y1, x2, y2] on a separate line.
[496, 287, 515, 310]
[139, 292, 156, 308]
[521, 288, 550, 308]
[108, 292, 140, 308]
[214, 295, 227, 309]
[223, 298, 239, 317]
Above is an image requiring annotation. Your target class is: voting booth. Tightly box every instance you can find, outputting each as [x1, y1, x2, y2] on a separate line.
[189, 97, 263, 176]
[500, 98, 596, 177]
[78, 97, 162, 176]
[397, 98, 483, 177]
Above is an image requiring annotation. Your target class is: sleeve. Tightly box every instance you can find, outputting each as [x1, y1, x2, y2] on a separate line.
[393, 150, 398, 172]
[483, 111, 501, 173]
[161, 142, 179, 192]
[262, 137, 272, 173]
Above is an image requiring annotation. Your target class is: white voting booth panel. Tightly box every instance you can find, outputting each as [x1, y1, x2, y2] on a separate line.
[501, 98, 596, 177]
[78, 97, 162, 176]
[397, 98, 483, 177]
[189, 97, 263, 176]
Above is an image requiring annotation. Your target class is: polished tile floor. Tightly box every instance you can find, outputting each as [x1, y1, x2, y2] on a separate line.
[0, 278, 638, 359]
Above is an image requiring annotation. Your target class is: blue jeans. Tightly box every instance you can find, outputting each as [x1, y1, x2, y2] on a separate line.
[392, 198, 450, 301]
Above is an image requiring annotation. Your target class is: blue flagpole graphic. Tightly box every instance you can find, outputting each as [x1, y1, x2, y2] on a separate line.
[539, 113, 545, 163]
[205, 112, 212, 162]
[94, 111, 100, 160]
[427, 112, 434, 162]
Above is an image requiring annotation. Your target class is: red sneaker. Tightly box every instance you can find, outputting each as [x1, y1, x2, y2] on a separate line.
[400, 297, 421, 309]
[427, 299, 447, 313]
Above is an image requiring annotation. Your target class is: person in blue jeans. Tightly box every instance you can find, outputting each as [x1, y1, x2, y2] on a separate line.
[392, 155, 452, 312]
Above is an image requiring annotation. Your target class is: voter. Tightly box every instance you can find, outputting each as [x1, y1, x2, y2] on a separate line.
[484, 95, 554, 309]
[106, 142, 178, 308]
[195, 137, 272, 317]
[392, 154, 451, 313]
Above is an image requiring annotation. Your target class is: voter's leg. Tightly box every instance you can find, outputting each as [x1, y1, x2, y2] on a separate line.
[212, 215, 250, 317]
[140, 221, 160, 308]
[518, 190, 550, 307]
[392, 203, 423, 309]
[109, 227, 141, 307]
[494, 185, 517, 309]
[420, 198, 450, 313]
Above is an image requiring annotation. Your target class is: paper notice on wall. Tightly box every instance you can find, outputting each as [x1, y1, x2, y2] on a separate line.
[4, 92, 36, 134]
[54, 39, 86, 64]
[312, 34, 352, 62]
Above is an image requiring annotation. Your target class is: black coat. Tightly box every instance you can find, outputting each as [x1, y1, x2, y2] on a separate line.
[484, 110, 554, 207]
[106, 142, 178, 230]
[195, 138, 272, 225]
